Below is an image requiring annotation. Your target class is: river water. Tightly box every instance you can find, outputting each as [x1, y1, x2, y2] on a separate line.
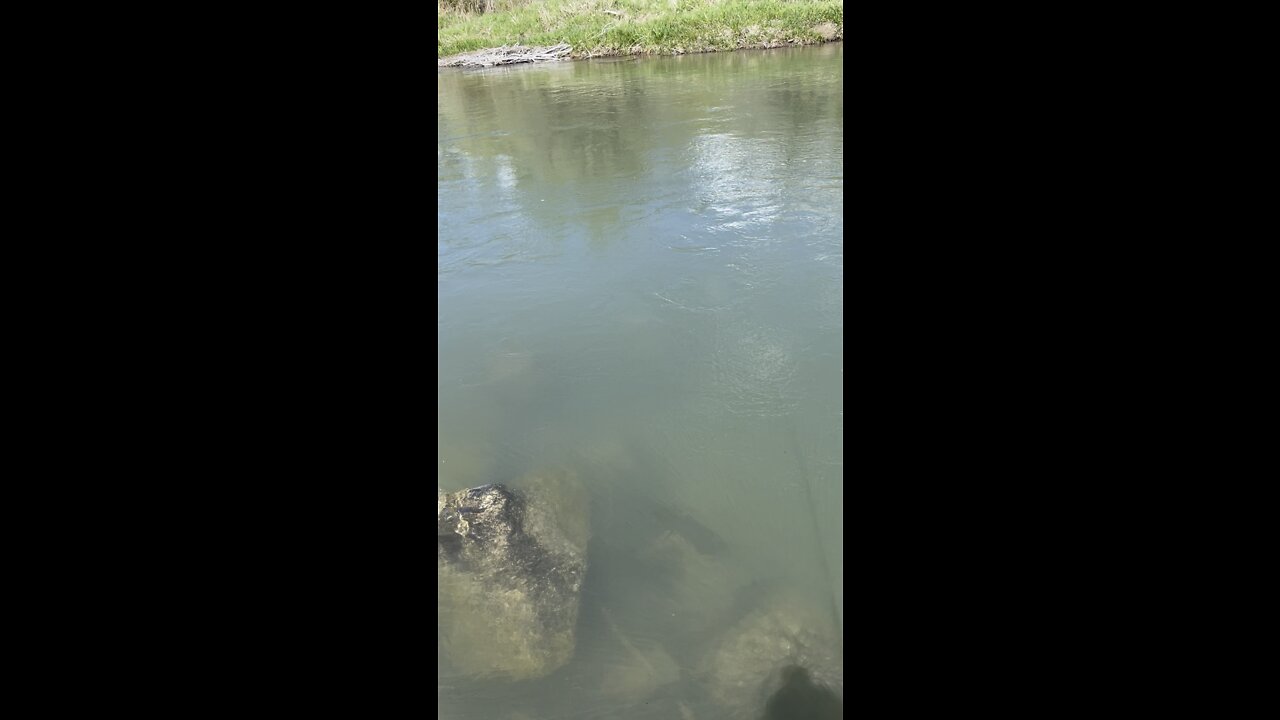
[439, 43, 842, 720]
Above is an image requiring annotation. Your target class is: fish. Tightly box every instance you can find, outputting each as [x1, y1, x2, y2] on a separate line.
[648, 502, 729, 556]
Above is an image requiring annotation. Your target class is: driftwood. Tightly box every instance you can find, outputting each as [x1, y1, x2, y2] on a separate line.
[438, 43, 572, 68]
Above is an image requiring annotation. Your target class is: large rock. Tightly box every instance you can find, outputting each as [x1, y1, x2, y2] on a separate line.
[437, 471, 588, 680]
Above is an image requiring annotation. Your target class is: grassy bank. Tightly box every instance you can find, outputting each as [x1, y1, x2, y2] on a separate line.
[438, 0, 843, 59]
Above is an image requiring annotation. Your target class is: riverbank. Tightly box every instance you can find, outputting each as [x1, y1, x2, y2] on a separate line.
[438, 0, 843, 61]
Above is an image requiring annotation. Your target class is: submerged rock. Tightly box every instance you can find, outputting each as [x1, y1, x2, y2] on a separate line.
[438, 471, 588, 680]
[701, 590, 843, 718]
[763, 665, 843, 720]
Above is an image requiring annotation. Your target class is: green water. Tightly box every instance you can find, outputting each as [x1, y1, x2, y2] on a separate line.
[439, 43, 842, 719]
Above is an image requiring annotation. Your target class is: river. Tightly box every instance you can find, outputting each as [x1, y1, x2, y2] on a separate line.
[438, 43, 843, 720]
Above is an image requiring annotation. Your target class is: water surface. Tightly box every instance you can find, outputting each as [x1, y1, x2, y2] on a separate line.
[439, 43, 843, 720]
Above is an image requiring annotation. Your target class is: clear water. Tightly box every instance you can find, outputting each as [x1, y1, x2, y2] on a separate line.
[439, 43, 843, 720]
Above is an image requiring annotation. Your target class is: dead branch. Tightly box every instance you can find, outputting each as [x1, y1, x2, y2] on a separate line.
[438, 43, 573, 68]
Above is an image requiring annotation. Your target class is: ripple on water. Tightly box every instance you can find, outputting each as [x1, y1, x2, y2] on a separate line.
[705, 320, 799, 418]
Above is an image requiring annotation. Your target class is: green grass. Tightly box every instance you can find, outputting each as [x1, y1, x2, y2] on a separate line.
[438, 0, 843, 59]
